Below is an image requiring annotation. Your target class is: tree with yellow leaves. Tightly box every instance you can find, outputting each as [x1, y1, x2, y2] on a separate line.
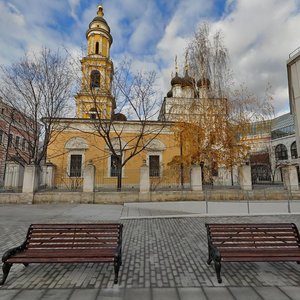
[169, 23, 273, 185]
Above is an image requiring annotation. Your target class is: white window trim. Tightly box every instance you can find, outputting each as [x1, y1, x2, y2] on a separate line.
[67, 151, 85, 178]
[147, 151, 163, 177]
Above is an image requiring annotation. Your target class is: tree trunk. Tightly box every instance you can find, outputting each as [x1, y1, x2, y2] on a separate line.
[117, 163, 122, 191]
[180, 133, 184, 189]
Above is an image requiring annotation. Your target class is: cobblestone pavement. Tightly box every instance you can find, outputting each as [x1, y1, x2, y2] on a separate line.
[1, 204, 300, 299]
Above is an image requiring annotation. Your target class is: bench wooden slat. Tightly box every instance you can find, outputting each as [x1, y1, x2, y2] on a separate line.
[30, 229, 119, 234]
[222, 256, 300, 262]
[205, 223, 300, 284]
[7, 257, 115, 263]
[220, 249, 300, 255]
[27, 244, 116, 249]
[31, 223, 121, 228]
[26, 238, 118, 244]
[29, 233, 119, 238]
[212, 237, 297, 242]
[208, 223, 293, 228]
[11, 249, 115, 257]
[215, 242, 299, 248]
[27, 243, 116, 250]
[211, 232, 296, 237]
[210, 228, 294, 233]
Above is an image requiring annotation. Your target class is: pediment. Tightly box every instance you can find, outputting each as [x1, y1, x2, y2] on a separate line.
[65, 137, 89, 150]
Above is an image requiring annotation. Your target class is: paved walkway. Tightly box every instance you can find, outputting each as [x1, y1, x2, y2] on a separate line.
[1, 202, 300, 299]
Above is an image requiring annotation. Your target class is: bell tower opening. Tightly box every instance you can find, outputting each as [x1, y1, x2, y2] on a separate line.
[90, 70, 100, 89]
[95, 42, 99, 54]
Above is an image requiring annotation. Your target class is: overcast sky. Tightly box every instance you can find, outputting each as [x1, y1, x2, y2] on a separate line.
[1, 0, 300, 115]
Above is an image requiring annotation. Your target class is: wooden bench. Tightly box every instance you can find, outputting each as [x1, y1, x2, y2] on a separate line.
[0, 223, 123, 285]
[205, 223, 300, 283]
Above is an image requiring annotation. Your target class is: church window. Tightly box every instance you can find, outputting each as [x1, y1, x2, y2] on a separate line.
[291, 141, 298, 159]
[212, 161, 218, 177]
[8, 134, 13, 148]
[90, 70, 100, 89]
[95, 42, 99, 54]
[275, 144, 288, 160]
[110, 154, 121, 177]
[69, 154, 82, 177]
[89, 108, 97, 119]
[149, 155, 160, 177]
[15, 136, 20, 149]
[21, 138, 26, 151]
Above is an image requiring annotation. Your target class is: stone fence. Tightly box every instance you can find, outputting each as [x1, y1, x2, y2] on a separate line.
[1, 161, 299, 204]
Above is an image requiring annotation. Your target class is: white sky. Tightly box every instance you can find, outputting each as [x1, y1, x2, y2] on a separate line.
[0, 0, 300, 115]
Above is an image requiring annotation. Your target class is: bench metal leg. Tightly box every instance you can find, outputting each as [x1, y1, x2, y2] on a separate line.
[120, 246, 122, 266]
[0, 263, 12, 285]
[207, 244, 212, 265]
[209, 247, 222, 283]
[23, 263, 29, 267]
[214, 260, 222, 283]
[114, 257, 121, 284]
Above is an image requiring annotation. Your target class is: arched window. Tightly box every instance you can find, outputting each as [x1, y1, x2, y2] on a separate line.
[275, 144, 288, 160]
[90, 70, 100, 89]
[95, 42, 99, 54]
[291, 141, 298, 159]
[89, 107, 97, 119]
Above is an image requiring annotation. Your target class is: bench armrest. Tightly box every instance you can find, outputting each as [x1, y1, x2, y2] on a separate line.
[2, 226, 31, 263]
[2, 241, 27, 263]
[205, 223, 221, 262]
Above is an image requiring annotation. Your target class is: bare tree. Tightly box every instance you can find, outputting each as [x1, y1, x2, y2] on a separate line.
[0, 47, 75, 167]
[79, 58, 165, 191]
[169, 23, 274, 184]
[188, 22, 231, 98]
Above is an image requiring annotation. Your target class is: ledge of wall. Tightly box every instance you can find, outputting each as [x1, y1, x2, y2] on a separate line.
[0, 189, 299, 204]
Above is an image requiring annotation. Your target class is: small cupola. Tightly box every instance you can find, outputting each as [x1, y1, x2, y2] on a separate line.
[182, 70, 195, 88]
[197, 78, 210, 89]
[171, 72, 184, 86]
[167, 90, 173, 97]
[197, 77, 210, 98]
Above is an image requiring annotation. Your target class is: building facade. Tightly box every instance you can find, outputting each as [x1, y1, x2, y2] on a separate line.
[47, 5, 241, 190]
[46, 5, 297, 191]
[0, 99, 34, 187]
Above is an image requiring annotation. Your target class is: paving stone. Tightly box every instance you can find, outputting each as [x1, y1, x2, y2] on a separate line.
[124, 288, 151, 300]
[229, 287, 262, 300]
[279, 286, 300, 300]
[41, 289, 72, 299]
[152, 288, 179, 300]
[254, 287, 290, 300]
[97, 288, 124, 300]
[203, 287, 234, 300]
[0, 289, 20, 300]
[13, 289, 46, 300]
[178, 287, 207, 300]
[69, 289, 99, 300]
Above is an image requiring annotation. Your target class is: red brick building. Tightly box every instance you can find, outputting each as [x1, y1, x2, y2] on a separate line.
[0, 99, 34, 187]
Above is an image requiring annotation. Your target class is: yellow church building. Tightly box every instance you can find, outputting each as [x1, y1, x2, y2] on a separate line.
[46, 5, 240, 192]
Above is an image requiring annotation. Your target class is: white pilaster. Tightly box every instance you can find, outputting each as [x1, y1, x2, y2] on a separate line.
[238, 165, 252, 190]
[140, 163, 150, 193]
[83, 163, 95, 192]
[282, 165, 299, 191]
[191, 165, 202, 191]
[22, 165, 39, 193]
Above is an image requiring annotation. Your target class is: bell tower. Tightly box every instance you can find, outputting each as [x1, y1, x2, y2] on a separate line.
[75, 4, 115, 119]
